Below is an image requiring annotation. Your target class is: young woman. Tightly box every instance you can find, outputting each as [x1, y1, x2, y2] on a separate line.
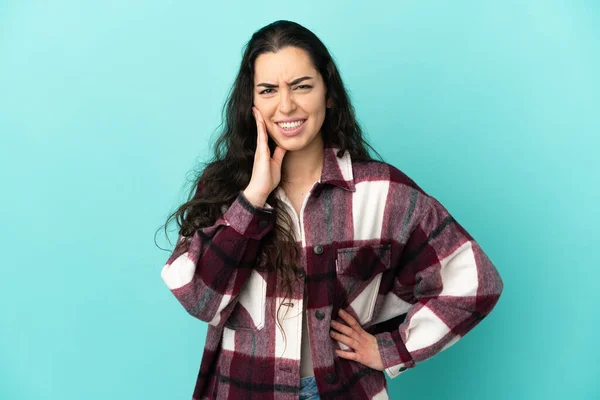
[160, 20, 503, 400]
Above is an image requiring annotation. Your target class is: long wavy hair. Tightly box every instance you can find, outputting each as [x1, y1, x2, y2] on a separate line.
[159, 20, 379, 315]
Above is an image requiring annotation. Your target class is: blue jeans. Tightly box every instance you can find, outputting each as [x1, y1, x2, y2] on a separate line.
[299, 376, 320, 399]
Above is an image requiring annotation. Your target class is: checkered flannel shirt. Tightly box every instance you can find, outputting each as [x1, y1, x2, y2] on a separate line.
[161, 146, 504, 399]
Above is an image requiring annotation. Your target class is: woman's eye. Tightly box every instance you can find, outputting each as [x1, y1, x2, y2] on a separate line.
[259, 85, 311, 95]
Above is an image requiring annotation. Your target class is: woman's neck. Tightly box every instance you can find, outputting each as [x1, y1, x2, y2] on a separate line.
[281, 135, 324, 186]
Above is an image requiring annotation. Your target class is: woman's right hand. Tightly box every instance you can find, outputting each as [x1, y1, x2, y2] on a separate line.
[242, 107, 287, 207]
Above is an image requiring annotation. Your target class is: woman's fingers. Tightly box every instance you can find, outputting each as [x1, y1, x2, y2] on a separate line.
[335, 349, 359, 362]
[252, 107, 269, 156]
[330, 314, 360, 351]
[338, 309, 365, 333]
[330, 311, 385, 371]
[253, 106, 287, 166]
[248, 106, 287, 196]
[330, 330, 358, 349]
[330, 320, 356, 338]
[272, 145, 286, 166]
[252, 107, 262, 151]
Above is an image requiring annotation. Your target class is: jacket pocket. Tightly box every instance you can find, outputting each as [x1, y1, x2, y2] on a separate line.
[335, 244, 391, 325]
[223, 269, 266, 331]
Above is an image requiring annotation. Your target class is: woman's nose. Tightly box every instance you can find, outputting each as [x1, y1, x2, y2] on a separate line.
[279, 90, 296, 113]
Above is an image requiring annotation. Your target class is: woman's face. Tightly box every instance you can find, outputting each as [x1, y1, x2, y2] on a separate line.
[253, 46, 331, 152]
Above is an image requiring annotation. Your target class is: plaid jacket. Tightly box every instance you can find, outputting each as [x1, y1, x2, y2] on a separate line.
[161, 147, 504, 400]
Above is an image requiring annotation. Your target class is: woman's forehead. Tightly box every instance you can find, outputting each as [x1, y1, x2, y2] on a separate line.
[254, 47, 318, 83]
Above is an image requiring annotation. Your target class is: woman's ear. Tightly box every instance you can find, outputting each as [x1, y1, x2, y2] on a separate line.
[326, 97, 333, 109]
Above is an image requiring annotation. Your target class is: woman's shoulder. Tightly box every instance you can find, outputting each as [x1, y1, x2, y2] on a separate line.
[351, 158, 430, 197]
[349, 158, 436, 225]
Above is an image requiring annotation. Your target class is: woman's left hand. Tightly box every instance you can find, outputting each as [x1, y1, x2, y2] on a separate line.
[330, 309, 385, 371]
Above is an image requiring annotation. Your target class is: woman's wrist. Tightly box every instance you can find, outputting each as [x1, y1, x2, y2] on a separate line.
[242, 188, 268, 208]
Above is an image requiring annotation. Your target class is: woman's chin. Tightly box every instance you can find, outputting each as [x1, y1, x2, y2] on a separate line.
[270, 136, 307, 152]
[270, 131, 322, 153]
[279, 142, 306, 152]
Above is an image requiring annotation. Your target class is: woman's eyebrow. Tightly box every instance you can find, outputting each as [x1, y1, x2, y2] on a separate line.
[256, 76, 313, 88]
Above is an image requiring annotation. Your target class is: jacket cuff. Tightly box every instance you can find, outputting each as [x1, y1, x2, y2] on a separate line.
[222, 192, 275, 240]
[376, 330, 416, 379]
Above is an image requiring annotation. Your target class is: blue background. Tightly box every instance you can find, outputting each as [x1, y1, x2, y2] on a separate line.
[1, 1, 598, 399]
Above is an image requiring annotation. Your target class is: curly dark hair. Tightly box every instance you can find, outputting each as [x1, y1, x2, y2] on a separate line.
[158, 20, 380, 310]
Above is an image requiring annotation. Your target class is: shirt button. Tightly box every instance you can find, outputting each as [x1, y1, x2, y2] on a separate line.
[325, 372, 337, 384]
[258, 220, 269, 229]
[315, 310, 325, 320]
[295, 269, 306, 278]
[313, 245, 324, 255]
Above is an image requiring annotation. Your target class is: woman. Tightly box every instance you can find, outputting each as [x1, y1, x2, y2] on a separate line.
[160, 20, 503, 400]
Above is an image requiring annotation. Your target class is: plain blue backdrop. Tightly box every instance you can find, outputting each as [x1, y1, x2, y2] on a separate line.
[1, 1, 598, 399]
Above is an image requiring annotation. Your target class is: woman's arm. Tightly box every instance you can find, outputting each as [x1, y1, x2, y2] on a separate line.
[375, 196, 504, 378]
[162, 106, 286, 327]
[160, 191, 275, 327]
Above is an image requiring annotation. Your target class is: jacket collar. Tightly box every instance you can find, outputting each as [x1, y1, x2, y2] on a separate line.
[320, 146, 356, 192]
[274, 146, 356, 201]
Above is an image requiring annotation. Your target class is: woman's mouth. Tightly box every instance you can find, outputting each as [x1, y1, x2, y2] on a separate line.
[275, 119, 307, 137]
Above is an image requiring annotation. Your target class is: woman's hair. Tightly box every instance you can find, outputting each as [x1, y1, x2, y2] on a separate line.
[159, 20, 379, 319]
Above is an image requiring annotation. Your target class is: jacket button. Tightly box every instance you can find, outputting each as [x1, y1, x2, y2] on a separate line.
[325, 372, 337, 384]
[315, 310, 325, 320]
[258, 220, 269, 229]
[313, 245, 324, 255]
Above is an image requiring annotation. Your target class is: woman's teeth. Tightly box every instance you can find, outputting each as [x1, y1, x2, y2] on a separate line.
[277, 120, 305, 130]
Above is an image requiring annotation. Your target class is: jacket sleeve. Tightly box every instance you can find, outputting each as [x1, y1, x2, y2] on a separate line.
[160, 191, 275, 327]
[375, 196, 504, 378]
